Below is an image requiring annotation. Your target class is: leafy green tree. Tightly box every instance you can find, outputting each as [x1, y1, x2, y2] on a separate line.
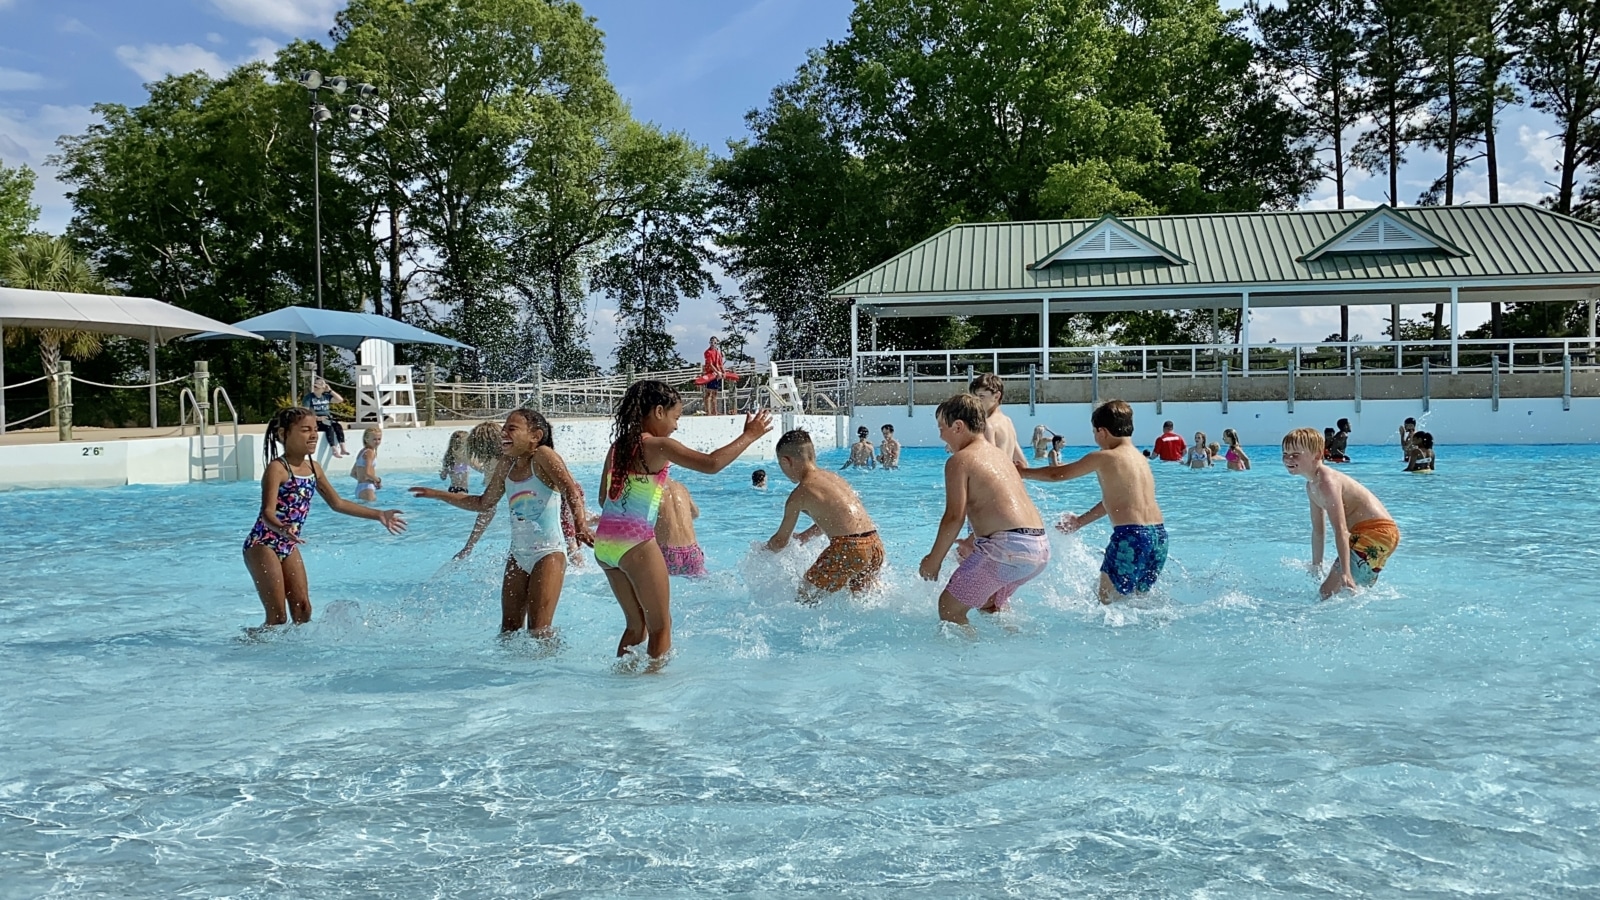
[0, 160, 39, 253]
[1513, 0, 1600, 215]
[1353, 0, 1431, 204]
[592, 133, 715, 373]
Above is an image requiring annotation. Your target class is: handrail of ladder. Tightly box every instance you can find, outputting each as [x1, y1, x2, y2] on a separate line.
[212, 387, 241, 481]
[178, 388, 203, 436]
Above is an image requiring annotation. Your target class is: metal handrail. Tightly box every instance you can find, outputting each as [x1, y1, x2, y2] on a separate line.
[212, 387, 241, 482]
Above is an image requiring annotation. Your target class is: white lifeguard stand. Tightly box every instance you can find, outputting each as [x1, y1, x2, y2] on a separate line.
[355, 338, 419, 427]
[765, 361, 803, 412]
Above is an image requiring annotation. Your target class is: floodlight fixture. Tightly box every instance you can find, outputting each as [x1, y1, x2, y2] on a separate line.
[297, 70, 323, 90]
[327, 76, 349, 94]
[313, 104, 333, 124]
[356, 83, 378, 99]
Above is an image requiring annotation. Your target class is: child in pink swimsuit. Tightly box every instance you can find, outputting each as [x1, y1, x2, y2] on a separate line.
[655, 478, 707, 577]
[594, 380, 773, 662]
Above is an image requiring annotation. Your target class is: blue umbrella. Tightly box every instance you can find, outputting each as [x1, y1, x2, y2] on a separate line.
[191, 306, 471, 398]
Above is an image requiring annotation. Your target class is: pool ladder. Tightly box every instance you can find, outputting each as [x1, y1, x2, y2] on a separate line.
[179, 387, 241, 482]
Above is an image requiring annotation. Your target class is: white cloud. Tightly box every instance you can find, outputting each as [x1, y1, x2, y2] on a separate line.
[1518, 124, 1560, 174]
[0, 102, 99, 232]
[0, 67, 46, 91]
[115, 43, 232, 82]
[207, 0, 342, 34]
[206, 32, 226, 45]
[113, 39, 279, 83]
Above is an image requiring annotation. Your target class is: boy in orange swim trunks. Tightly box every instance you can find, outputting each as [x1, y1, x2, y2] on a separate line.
[1282, 427, 1401, 599]
[765, 429, 884, 602]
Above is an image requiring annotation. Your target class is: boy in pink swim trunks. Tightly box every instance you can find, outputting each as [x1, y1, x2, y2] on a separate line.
[919, 393, 1050, 629]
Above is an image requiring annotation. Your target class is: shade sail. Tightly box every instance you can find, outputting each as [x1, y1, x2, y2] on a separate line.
[191, 306, 472, 350]
[0, 287, 263, 342]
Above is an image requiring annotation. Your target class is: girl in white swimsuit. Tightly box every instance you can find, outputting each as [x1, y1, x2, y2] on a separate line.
[410, 410, 594, 636]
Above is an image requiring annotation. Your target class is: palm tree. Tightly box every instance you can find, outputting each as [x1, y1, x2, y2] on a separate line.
[1, 234, 109, 425]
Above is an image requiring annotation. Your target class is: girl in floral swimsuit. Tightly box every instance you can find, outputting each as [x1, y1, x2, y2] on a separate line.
[242, 407, 407, 627]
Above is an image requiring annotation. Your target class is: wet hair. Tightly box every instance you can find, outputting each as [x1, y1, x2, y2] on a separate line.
[362, 427, 383, 448]
[969, 372, 1004, 399]
[1415, 431, 1434, 449]
[1223, 428, 1241, 446]
[857, 426, 870, 437]
[508, 408, 555, 449]
[1208, 442, 1221, 456]
[935, 393, 986, 433]
[609, 380, 681, 501]
[466, 422, 503, 468]
[263, 406, 316, 465]
[1337, 418, 1351, 431]
[752, 469, 767, 485]
[1092, 400, 1135, 437]
[442, 430, 469, 469]
[1404, 417, 1417, 426]
[881, 423, 894, 434]
[1283, 427, 1325, 455]
[776, 429, 816, 460]
[1324, 426, 1336, 437]
[1051, 434, 1064, 446]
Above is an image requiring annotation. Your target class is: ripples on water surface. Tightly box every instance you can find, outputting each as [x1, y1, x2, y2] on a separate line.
[2, 444, 1598, 897]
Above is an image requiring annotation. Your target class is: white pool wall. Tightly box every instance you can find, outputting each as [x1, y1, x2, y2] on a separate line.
[0, 413, 845, 491]
[855, 396, 1600, 448]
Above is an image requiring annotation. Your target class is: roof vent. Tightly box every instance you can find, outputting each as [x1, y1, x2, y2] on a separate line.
[1031, 216, 1186, 268]
[1302, 206, 1468, 261]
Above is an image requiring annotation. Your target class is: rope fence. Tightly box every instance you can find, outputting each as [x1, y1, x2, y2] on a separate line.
[69, 374, 190, 389]
[0, 374, 51, 390]
[3, 407, 51, 429]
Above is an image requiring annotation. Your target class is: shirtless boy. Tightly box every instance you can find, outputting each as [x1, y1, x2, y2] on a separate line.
[1020, 399, 1166, 602]
[878, 424, 901, 469]
[767, 429, 884, 601]
[841, 426, 877, 470]
[920, 393, 1049, 627]
[1282, 427, 1401, 599]
[970, 373, 1028, 468]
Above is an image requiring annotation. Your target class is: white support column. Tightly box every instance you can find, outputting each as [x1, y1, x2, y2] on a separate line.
[1449, 286, 1460, 374]
[1589, 290, 1596, 351]
[849, 300, 860, 380]
[148, 329, 159, 429]
[1240, 291, 1251, 376]
[0, 322, 6, 435]
[870, 315, 878, 352]
[1040, 297, 1051, 380]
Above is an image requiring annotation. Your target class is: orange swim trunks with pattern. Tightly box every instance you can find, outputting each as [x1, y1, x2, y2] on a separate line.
[804, 530, 886, 594]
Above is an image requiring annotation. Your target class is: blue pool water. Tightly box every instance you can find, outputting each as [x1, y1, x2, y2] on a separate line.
[2, 444, 1598, 896]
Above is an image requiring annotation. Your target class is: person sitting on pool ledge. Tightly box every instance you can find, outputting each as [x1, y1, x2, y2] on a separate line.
[767, 429, 885, 602]
[920, 394, 1049, 629]
[1018, 399, 1167, 603]
[1282, 426, 1401, 599]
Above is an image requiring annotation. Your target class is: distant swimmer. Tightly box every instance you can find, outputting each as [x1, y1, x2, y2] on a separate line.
[878, 424, 901, 470]
[766, 429, 884, 602]
[1151, 420, 1186, 462]
[841, 426, 876, 470]
[921, 393, 1049, 629]
[1222, 428, 1251, 471]
[1048, 434, 1065, 466]
[1019, 399, 1167, 603]
[1282, 427, 1401, 599]
[243, 407, 406, 628]
[350, 427, 384, 502]
[1405, 431, 1435, 472]
[1187, 431, 1213, 469]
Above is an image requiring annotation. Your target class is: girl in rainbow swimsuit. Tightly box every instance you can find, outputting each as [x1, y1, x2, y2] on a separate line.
[242, 407, 406, 627]
[595, 380, 772, 662]
[411, 410, 593, 636]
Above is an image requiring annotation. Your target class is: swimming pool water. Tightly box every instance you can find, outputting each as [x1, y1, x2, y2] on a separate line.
[2, 444, 1598, 897]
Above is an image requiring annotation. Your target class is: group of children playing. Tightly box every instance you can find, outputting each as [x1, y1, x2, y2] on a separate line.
[240, 373, 1405, 657]
[841, 424, 902, 470]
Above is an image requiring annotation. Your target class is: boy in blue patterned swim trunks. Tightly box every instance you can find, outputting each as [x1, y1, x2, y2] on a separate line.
[1018, 399, 1168, 602]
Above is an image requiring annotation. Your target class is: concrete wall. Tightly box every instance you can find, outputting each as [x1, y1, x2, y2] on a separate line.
[853, 396, 1600, 448]
[0, 413, 846, 491]
[857, 371, 1600, 407]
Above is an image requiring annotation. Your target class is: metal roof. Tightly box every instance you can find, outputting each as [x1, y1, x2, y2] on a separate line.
[830, 204, 1600, 303]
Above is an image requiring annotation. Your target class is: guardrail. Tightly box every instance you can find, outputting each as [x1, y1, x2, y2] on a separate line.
[854, 337, 1600, 380]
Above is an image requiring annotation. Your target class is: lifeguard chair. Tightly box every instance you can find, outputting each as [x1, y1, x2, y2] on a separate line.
[354, 339, 419, 427]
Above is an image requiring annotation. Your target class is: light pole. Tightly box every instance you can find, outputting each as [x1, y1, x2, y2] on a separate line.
[296, 70, 377, 374]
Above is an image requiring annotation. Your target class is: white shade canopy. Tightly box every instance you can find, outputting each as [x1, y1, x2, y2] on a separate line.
[0, 286, 263, 342]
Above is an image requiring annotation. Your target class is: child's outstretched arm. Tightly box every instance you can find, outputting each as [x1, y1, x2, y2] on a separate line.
[1056, 501, 1106, 535]
[311, 461, 406, 534]
[535, 450, 594, 547]
[1017, 452, 1100, 483]
[766, 489, 808, 551]
[411, 459, 507, 557]
[650, 410, 774, 474]
[919, 458, 968, 580]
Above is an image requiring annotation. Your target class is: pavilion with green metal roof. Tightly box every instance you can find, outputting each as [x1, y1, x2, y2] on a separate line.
[831, 204, 1600, 375]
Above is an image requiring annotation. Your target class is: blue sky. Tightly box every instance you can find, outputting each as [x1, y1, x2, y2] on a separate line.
[0, 0, 1584, 354]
